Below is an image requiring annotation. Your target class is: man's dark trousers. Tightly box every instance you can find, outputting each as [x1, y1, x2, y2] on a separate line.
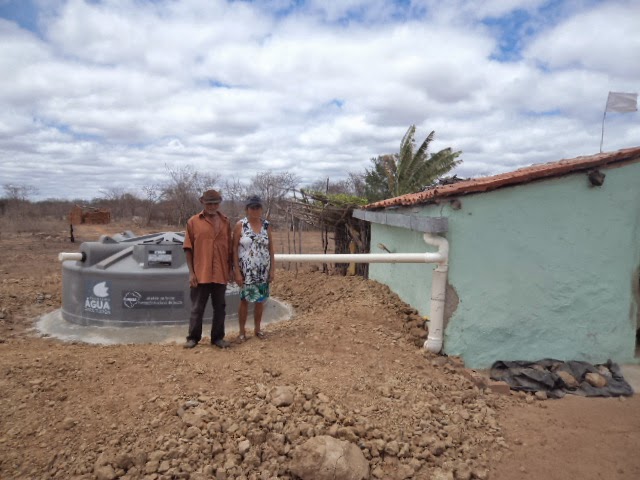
[187, 283, 226, 343]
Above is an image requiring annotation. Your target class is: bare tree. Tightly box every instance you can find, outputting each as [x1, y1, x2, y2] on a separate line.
[348, 172, 367, 198]
[98, 187, 142, 220]
[2, 183, 38, 218]
[141, 185, 162, 225]
[221, 177, 247, 221]
[3, 183, 38, 202]
[34, 199, 76, 219]
[221, 177, 246, 202]
[305, 173, 367, 198]
[99, 186, 126, 200]
[247, 171, 299, 220]
[161, 165, 220, 226]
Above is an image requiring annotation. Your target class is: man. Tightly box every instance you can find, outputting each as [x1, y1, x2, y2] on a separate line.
[183, 189, 232, 349]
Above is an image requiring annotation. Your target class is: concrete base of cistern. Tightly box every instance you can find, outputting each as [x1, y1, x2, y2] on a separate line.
[35, 297, 293, 345]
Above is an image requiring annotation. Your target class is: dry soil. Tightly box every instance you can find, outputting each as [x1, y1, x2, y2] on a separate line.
[0, 221, 638, 480]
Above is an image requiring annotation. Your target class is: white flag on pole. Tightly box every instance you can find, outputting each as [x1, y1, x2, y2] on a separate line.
[605, 91, 638, 113]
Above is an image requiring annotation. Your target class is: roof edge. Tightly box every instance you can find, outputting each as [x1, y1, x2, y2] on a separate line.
[364, 146, 640, 210]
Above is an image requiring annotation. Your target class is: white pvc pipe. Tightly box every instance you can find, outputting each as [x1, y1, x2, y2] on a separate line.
[274, 252, 445, 264]
[58, 233, 450, 352]
[58, 252, 84, 262]
[275, 233, 450, 354]
[422, 233, 449, 353]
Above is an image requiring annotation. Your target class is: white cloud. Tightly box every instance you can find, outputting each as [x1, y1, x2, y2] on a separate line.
[0, 0, 638, 200]
[526, 1, 640, 79]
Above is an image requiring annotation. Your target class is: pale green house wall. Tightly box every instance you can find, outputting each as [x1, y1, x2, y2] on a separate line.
[369, 163, 640, 368]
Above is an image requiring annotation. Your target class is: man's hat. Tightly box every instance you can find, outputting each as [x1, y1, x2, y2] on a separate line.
[245, 195, 263, 208]
[200, 190, 222, 204]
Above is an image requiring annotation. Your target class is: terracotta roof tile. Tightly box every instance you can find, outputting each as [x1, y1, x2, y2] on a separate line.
[365, 146, 640, 210]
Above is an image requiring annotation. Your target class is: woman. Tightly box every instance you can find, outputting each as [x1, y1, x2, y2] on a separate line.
[233, 195, 275, 341]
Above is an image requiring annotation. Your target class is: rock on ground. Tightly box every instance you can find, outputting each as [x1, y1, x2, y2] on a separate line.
[290, 435, 369, 480]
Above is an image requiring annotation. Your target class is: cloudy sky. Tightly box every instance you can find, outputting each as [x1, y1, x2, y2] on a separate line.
[1, 0, 638, 200]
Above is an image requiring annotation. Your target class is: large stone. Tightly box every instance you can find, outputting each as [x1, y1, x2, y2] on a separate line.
[556, 370, 579, 388]
[290, 435, 369, 480]
[269, 386, 295, 407]
[431, 468, 455, 480]
[61, 417, 76, 430]
[585, 372, 607, 388]
[238, 439, 251, 455]
[247, 429, 267, 445]
[596, 365, 613, 378]
[316, 404, 337, 423]
[94, 465, 117, 480]
[396, 463, 415, 479]
[487, 380, 510, 395]
[534, 390, 548, 401]
[181, 407, 209, 428]
[114, 453, 135, 470]
[384, 440, 399, 456]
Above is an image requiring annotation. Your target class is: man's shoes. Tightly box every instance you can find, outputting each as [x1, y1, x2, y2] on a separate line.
[212, 339, 230, 349]
[184, 339, 197, 349]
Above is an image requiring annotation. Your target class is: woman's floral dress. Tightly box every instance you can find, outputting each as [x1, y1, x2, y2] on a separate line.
[238, 217, 271, 303]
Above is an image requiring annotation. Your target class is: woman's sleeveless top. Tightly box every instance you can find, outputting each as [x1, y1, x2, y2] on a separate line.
[238, 217, 270, 285]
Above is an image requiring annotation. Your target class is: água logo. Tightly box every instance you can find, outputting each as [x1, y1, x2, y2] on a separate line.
[93, 282, 109, 297]
[85, 281, 112, 315]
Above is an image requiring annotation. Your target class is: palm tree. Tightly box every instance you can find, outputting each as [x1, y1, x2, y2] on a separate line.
[364, 125, 462, 201]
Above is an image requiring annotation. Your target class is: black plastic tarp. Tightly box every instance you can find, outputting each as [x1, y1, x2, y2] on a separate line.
[490, 359, 634, 398]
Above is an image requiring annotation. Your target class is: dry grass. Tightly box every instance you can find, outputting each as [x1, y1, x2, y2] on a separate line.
[0, 216, 69, 235]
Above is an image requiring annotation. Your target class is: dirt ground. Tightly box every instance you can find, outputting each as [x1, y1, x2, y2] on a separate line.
[0, 220, 639, 480]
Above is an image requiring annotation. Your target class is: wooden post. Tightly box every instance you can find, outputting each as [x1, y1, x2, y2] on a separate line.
[347, 240, 356, 275]
[286, 207, 292, 271]
[321, 223, 328, 274]
[292, 213, 298, 274]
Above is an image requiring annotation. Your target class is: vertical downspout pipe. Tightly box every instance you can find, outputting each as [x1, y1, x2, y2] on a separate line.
[423, 233, 449, 353]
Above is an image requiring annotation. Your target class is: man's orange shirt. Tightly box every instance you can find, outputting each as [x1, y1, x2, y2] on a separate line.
[183, 210, 232, 285]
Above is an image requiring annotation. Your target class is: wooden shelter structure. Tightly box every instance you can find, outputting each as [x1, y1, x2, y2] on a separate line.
[285, 190, 370, 277]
